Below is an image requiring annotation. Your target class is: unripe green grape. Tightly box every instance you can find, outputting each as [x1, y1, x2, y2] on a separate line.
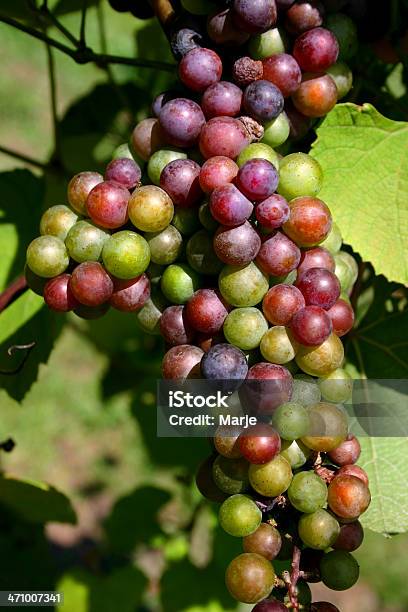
[249, 455, 292, 497]
[224, 308, 268, 351]
[212, 456, 249, 494]
[327, 62, 353, 99]
[225, 553, 275, 604]
[272, 402, 310, 440]
[301, 401, 348, 452]
[161, 263, 200, 304]
[26, 235, 69, 278]
[219, 494, 261, 537]
[298, 509, 340, 550]
[219, 263, 269, 308]
[102, 231, 150, 279]
[172, 207, 201, 236]
[292, 374, 321, 406]
[40, 205, 78, 241]
[262, 112, 290, 148]
[249, 27, 287, 59]
[145, 225, 183, 265]
[320, 221, 342, 255]
[269, 269, 297, 286]
[296, 333, 344, 377]
[288, 471, 328, 513]
[136, 288, 167, 335]
[289, 580, 312, 607]
[260, 326, 299, 364]
[187, 229, 223, 275]
[199, 201, 218, 232]
[65, 220, 110, 263]
[278, 153, 323, 201]
[319, 550, 359, 590]
[112, 142, 135, 161]
[129, 185, 174, 233]
[237, 143, 279, 169]
[318, 368, 353, 403]
[147, 148, 187, 185]
[334, 251, 358, 295]
[280, 439, 311, 469]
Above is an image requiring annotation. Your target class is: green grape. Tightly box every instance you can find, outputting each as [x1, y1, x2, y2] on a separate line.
[296, 333, 344, 377]
[161, 263, 200, 304]
[334, 251, 358, 295]
[320, 221, 342, 255]
[172, 207, 201, 236]
[181, 0, 216, 14]
[249, 27, 287, 59]
[145, 225, 183, 266]
[199, 200, 218, 232]
[65, 220, 110, 263]
[327, 62, 353, 99]
[147, 148, 187, 185]
[26, 235, 69, 278]
[318, 368, 353, 403]
[129, 185, 174, 233]
[320, 550, 360, 590]
[292, 375, 321, 405]
[219, 263, 269, 308]
[269, 269, 297, 286]
[237, 143, 279, 169]
[219, 494, 261, 537]
[272, 402, 310, 440]
[298, 509, 340, 550]
[112, 142, 135, 161]
[280, 439, 311, 469]
[102, 231, 150, 279]
[225, 553, 275, 604]
[40, 205, 78, 241]
[278, 153, 323, 201]
[260, 326, 299, 365]
[301, 402, 348, 452]
[262, 112, 290, 148]
[288, 471, 328, 513]
[223, 308, 268, 351]
[212, 456, 249, 495]
[136, 288, 167, 335]
[186, 229, 223, 275]
[249, 455, 292, 497]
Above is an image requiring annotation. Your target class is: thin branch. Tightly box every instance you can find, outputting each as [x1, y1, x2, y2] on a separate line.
[283, 545, 301, 610]
[0, 145, 49, 170]
[0, 276, 28, 312]
[0, 342, 36, 376]
[45, 43, 61, 161]
[79, 0, 88, 47]
[39, 3, 79, 47]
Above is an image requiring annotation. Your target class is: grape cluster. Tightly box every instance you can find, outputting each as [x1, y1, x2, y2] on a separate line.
[24, 1, 367, 609]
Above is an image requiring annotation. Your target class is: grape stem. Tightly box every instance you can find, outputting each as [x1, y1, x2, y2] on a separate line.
[283, 544, 301, 610]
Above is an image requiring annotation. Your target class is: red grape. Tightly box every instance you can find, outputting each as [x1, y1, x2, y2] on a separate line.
[214, 221, 261, 266]
[162, 344, 204, 380]
[291, 305, 332, 345]
[236, 159, 279, 202]
[256, 231, 301, 276]
[110, 274, 150, 312]
[298, 246, 335, 276]
[328, 474, 371, 519]
[333, 520, 364, 552]
[239, 423, 281, 464]
[130, 118, 165, 161]
[293, 27, 339, 72]
[160, 305, 195, 346]
[199, 117, 250, 159]
[160, 159, 202, 207]
[202, 81, 243, 119]
[256, 195, 290, 230]
[44, 274, 78, 312]
[105, 157, 141, 190]
[185, 289, 229, 335]
[207, 8, 250, 46]
[179, 47, 222, 92]
[262, 54, 302, 97]
[283, 196, 332, 247]
[337, 464, 369, 487]
[199, 156, 239, 193]
[159, 98, 205, 148]
[296, 267, 341, 309]
[70, 262, 113, 307]
[285, 1, 325, 34]
[210, 183, 253, 226]
[232, 0, 277, 34]
[329, 434, 361, 466]
[263, 284, 305, 326]
[67, 171, 103, 215]
[243, 363, 293, 415]
[327, 298, 355, 336]
[86, 180, 130, 229]
[292, 73, 338, 118]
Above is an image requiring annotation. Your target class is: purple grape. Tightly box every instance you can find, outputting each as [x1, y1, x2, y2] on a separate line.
[251, 599, 287, 612]
[171, 27, 204, 61]
[243, 80, 284, 123]
[291, 305, 332, 345]
[256, 194, 290, 230]
[207, 8, 250, 46]
[296, 267, 340, 309]
[210, 183, 253, 226]
[262, 54, 302, 98]
[201, 81, 243, 119]
[256, 231, 301, 276]
[236, 159, 279, 202]
[110, 274, 150, 312]
[162, 345, 204, 380]
[214, 221, 261, 265]
[201, 343, 248, 380]
[152, 91, 178, 117]
[232, 0, 277, 34]
[293, 27, 339, 72]
[160, 305, 195, 346]
[105, 157, 141, 190]
[160, 159, 202, 207]
[159, 98, 206, 148]
[179, 47, 223, 93]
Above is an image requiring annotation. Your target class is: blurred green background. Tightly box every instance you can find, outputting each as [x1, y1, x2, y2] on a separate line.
[0, 2, 408, 611]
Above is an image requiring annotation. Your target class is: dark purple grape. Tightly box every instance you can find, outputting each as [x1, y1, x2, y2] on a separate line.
[243, 363, 293, 415]
[210, 183, 253, 226]
[262, 54, 302, 97]
[160, 305, 195, 345]
[185, 289, 229, 334]
[44, 274, 78, 312]
[256, 232, 301, 276]
[285, 1, 325, 34]
[199, 116, 250, 159]
[202, 81, 243, 119]
[159, 98, 206, 148]
[110, 274, 150, 312]
[256, 195, 290, 230]
[214, 221, 261, 265]
[291, 305, 332, 345]
[70, 262, 114, 307]
[201, 343, 248, 380]
[251, 599, 287, 611]
[232, 0, 277, 34]
[243, 80, 284, 123]
[160, 159, 202, 207]
[236, 159, 279, 202]
[171, 27, 204, 61]
[296, 267, 340, 309]
[207, 8, 250, 46]
[152, 91, 178, 117]
[105, 157, 141, 190]
[293, 27, 339, 72]
[179, 47, 223, 93]
[162, 344, 204, 380]
[332, 520, 364, 552]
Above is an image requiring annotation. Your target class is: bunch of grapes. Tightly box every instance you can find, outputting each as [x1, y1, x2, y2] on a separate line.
[24, 0, 369, 609]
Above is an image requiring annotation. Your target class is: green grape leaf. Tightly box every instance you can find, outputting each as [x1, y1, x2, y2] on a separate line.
[311, 103, 408, 284]
[0, 473, 76, 524]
